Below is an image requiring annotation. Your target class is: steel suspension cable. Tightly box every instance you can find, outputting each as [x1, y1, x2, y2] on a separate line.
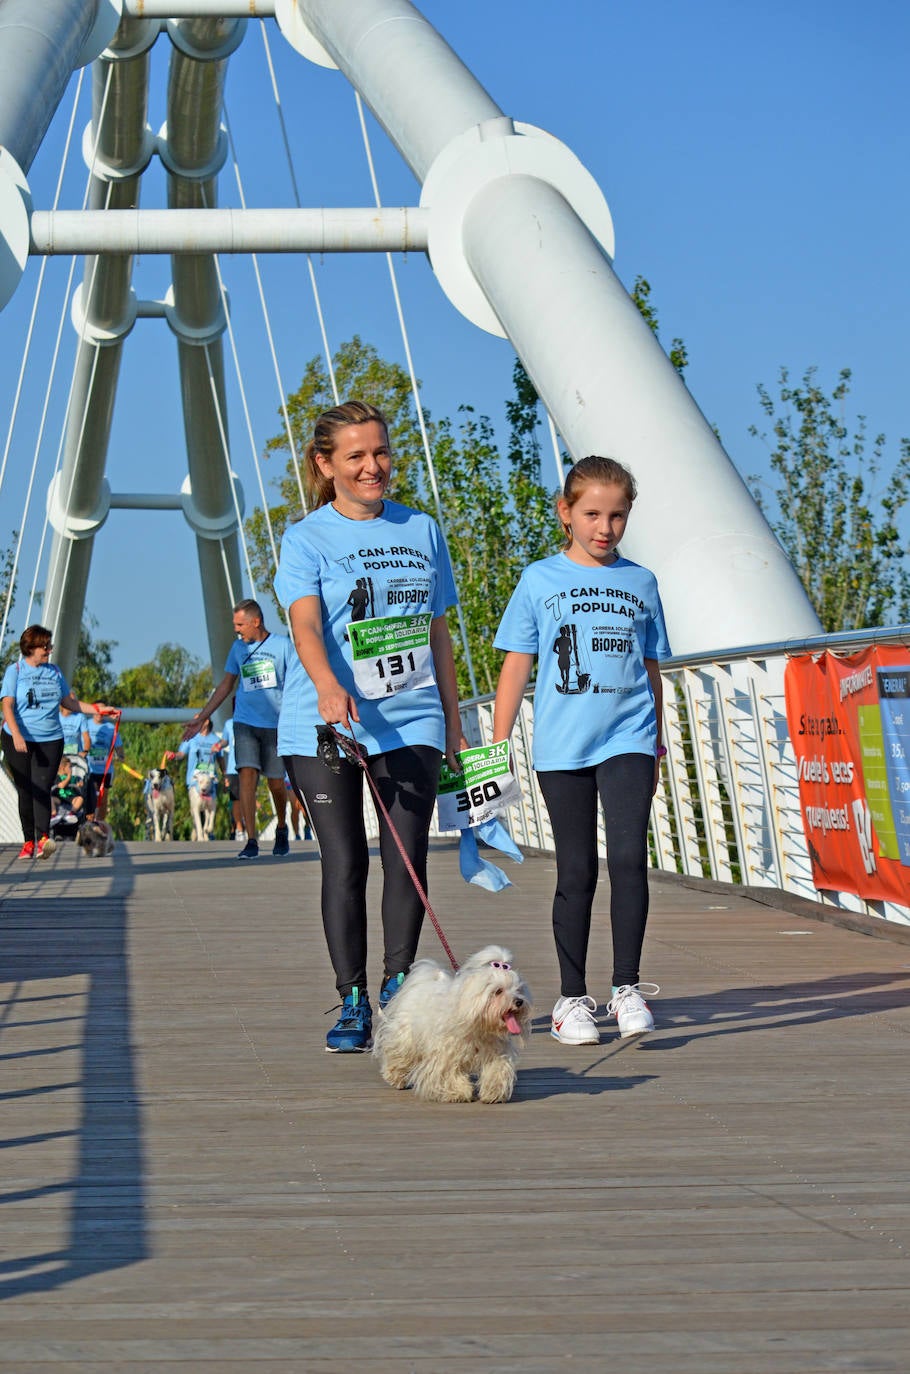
[258, 19, 339, 406]
[223, 101, 306, 516]
[353, 92, 478, 697]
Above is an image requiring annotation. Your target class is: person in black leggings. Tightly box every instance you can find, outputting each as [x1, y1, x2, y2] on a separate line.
[493, 456, 671, 1044]
[2, 623, 117, 860]
[274, 400, 466, 1053]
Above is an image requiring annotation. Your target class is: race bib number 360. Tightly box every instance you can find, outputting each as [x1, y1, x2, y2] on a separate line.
[437, 741, 522, 830]
[347, 613, 434, 699]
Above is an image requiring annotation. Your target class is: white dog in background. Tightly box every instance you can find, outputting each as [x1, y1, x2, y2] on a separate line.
[146, 768, 174, 842]
[189, 767, 217, 841]
[372, 944, 532, 1104]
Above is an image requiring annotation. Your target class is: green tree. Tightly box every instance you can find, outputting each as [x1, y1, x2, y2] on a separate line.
[0, 533, 20, 670]
[70, 614, 118, 703]
[115, 642, 212, 710]
[428, 401, 561, 696]
[108, 644, 223, 840]
[749, 367, 910, 631]
[630, 275, 689, 377]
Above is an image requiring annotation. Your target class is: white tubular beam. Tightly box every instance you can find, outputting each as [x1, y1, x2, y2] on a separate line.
[294, 0, 502, 181]
[122, 2, 275, 13]
[461, 175, 821, 653]
[0, 0, 99, 173]
[29, 206, 429, 255]
[294, 0, 821, 652]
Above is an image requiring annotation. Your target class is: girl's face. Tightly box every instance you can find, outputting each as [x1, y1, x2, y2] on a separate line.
[557, 481, 632, 566]
[317, 420, 392, 519]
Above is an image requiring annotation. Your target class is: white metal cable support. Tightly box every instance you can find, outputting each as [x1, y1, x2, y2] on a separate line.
[0, 69, 86, 650]
[354, 91, 479, 697]
[258, 18, 338, 406]
[545, 411, 565, 492]
[209, 245, 280, 574]
[40, 62, 117, 627]
[223, 100, 306, 515]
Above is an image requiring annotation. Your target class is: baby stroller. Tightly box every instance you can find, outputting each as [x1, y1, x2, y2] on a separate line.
[50, 754, 89, 843]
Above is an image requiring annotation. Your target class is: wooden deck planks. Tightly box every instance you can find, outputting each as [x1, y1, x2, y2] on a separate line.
[1, 837, 909, 1372]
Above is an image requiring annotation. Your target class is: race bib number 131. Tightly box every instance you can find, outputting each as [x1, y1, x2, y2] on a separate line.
[437, 741, 522, 830]
[347, 613, 434, 699]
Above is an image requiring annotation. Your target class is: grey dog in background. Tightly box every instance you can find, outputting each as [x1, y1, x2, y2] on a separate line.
[77, 819, 115, 857]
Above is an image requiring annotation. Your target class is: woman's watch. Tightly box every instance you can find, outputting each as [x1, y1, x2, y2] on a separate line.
[656, 745, 668, 759]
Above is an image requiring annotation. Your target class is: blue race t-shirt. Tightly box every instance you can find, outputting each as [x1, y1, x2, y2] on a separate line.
[1, 661, 71, 743]
[494, 553, 671, 771]
[181, 733, 222, 789]
[274, 499, 458, 757]
[221, 718, 236, 775]
[59, 710, 86, 754]
[224, 633, 292, 728]
[85, 718, 116, 773]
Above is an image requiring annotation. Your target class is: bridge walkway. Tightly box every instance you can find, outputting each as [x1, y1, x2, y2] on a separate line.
[1, 838, 908, 1372]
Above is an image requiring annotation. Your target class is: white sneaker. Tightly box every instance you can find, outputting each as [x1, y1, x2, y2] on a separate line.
[607, 983, 659, 1038]
[551, 995, 600, 1045]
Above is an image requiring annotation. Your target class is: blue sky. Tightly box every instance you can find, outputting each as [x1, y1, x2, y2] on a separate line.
[1, 0, 908, 673]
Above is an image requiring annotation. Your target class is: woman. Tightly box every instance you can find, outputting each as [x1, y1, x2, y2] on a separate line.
[2, 625, 116, 859]
[275, 400, 466, 1053]
[492, 456, 670, 1044]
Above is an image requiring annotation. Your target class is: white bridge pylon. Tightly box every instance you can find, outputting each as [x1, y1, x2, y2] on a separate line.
[0, 0, 821, 682]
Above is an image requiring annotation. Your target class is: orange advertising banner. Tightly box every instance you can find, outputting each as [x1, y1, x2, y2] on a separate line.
[784, 646, 910, 905]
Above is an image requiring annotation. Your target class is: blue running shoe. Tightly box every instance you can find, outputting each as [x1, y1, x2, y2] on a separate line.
[325, 987, 372, 1053]
[379, 972, 405, 1010]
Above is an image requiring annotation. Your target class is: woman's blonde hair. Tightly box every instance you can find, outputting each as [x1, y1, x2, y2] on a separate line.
[303, 400, 390, 508]
[558, 455, 637, 548]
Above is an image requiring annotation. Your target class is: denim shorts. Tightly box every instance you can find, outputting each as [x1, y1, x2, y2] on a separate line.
[233, 722, 283, 779]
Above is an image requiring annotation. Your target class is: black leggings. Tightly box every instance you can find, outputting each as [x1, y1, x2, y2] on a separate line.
[3, 735, 64, 844]
[284, 744, 441, 998]
[537, 752, 654, 996]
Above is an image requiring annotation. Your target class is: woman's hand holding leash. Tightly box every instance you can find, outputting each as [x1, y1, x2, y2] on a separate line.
[317, 682, 360, 733]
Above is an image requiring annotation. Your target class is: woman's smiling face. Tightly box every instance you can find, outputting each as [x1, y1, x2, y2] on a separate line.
[317, 420, 392, 519]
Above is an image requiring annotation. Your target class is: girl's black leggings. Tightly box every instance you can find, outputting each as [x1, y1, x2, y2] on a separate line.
[2, 735, 64, 844]
[537, 752, 655, 996]
[284, 744, 441, 999]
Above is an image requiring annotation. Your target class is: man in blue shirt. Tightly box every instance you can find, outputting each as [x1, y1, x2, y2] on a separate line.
[181, 599, 292, 860]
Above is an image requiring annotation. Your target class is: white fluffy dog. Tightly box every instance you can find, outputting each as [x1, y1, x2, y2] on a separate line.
[189, 767, 217, 841]
[372, 944, 531, 1104]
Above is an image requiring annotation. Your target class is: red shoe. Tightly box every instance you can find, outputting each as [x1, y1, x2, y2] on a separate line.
[35, 835, 56, 860]
[17, 840, 35, 859]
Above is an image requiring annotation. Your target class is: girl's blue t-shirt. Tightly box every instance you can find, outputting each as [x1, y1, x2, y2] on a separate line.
[274, 499, 458, 757]
[85, 718, 116, 774]
[224, 633, 293, 729]
[1, 661, 71, 743]
[494, 553, 671, 770]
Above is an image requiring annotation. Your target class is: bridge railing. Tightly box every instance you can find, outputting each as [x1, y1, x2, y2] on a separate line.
[451, 626, 910, 931]
[5, 627, 909, 930]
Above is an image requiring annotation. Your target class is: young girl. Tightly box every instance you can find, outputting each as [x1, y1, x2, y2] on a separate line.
[275, 400, 466, 1053]
[492, 456, 670, 1044]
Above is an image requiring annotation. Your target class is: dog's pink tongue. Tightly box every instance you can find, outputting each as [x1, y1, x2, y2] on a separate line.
[505, 1013, 523, 1035]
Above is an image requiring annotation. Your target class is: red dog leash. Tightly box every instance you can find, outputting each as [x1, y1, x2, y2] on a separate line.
[324, 724, 460, 973]
[92, 706, 122, 813]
